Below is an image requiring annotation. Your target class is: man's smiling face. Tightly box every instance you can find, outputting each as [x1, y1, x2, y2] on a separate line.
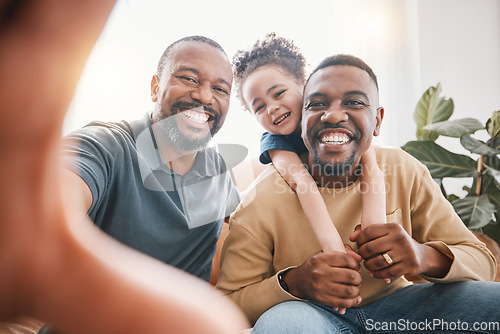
[151, 41, 232, 152]
[301, 65, 383, 184]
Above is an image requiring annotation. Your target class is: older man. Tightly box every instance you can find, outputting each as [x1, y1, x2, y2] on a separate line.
[36, 36, 241, 334]
[0, 1, 247, 334]
[217, 54, 500, 333]
[59, 35, 239, 281]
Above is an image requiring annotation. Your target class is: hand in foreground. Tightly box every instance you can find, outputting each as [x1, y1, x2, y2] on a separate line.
[350, 223, 452, 280]
[0, 1, 249, 333]
[282, 248, 363, 311]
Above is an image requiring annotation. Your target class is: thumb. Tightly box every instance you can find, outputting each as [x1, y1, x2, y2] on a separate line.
[344, 244, 362, 262]
[349, 224, 362, 242]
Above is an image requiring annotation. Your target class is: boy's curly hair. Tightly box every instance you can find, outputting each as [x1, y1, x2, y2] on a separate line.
[233, 33, 307, 111]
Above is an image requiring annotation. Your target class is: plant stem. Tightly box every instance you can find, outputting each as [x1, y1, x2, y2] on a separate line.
[476, 155, 483, 196]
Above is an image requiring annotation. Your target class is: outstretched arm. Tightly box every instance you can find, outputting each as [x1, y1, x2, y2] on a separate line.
[357, 146, 391, 283]
[359, 146, 387, 227]
[269, 149, 345, 253]
[0, 1, 248, 333]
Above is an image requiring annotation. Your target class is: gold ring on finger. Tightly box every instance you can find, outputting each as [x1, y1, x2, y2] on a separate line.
[382, 253, 394, 266]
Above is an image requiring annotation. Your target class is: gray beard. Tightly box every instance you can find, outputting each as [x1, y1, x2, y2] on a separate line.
[155, 111, 213, 153]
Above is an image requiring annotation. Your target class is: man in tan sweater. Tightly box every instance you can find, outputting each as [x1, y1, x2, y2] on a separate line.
[217, 54, 500, 332]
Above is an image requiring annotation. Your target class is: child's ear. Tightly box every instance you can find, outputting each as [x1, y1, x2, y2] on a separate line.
[373, 107, 384, 136]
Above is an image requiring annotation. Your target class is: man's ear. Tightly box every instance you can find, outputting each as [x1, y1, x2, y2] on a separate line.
[151, 75, 160, 102]
[373, 107, 385, 136]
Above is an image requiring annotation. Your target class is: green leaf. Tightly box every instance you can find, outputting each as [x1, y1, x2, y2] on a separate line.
[486, 137, 500, 151]
[402, 140, 477, 178]
[483, 179, 500, 230]
[414, 83, 454, 141]
[460, 134, 500, 156]
[433, 178, 442, 187]
[482, 173, 500, 200]
[485, 164, 500, 187]
[481, 220, 500, 246]
[486, 110, 500, 139]
[485, 138, 500, 172]
[423, 118, 484, 138]
[451, 195, 496, 229]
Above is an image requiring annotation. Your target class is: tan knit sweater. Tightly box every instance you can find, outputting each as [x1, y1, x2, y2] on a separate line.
[216, 147, 496, 325]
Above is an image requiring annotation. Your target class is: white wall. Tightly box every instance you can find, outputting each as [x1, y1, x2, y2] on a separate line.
[417, 0, 500, 144]
[415, 0, 500, 195]
[64, 0, 500, 161]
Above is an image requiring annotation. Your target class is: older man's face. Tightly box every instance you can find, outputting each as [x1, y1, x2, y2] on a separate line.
[151, 41, 232, 152]
[301, 65, 383, 179]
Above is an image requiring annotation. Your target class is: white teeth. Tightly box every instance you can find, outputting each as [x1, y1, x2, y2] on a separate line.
[182, 110, 209, 124]
[273, 112, 290, 125]
[321, 134, 350, 144]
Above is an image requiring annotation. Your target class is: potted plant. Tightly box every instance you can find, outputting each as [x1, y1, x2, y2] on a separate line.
[401, 83, 500, 252]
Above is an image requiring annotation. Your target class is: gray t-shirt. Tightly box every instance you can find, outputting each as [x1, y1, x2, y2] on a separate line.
[62, 112, 240, 281]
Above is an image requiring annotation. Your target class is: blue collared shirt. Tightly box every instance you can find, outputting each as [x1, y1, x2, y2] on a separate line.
[62, 112, 240, 281]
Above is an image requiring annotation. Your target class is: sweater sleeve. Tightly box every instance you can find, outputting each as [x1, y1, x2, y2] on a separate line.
[215, 216, 301, 325]
[410, 166, 497, 282]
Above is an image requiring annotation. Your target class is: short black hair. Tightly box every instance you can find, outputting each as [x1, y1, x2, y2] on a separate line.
[308, 54, 378, 91]
[156, 35, 227, 78]
[232, 33, 306, 110]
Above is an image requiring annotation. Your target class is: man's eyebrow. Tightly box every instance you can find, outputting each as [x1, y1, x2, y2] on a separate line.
[174, 66, 231, 88]
[303, 92, 327, 102]
[304, 90, 370, 105]
[217, 77, 232, 89]
[174, 66, 200, 75]
[344, 90, 368, 99]
[251, 84, 281, 107]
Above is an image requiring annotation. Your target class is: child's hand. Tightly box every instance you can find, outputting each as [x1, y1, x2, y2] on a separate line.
[349, 224, 362, 242]
[344, 244, 363, 263]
